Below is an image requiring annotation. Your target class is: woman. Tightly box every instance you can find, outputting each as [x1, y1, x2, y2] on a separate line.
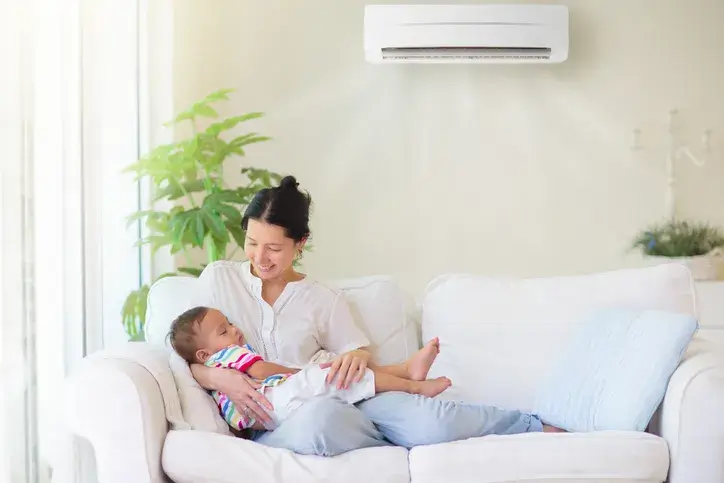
[190, 176, 560, 456]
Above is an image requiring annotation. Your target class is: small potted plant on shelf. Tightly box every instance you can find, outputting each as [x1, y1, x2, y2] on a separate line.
[631, 219, 724, 280]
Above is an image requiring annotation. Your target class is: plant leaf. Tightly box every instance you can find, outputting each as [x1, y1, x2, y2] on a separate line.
[226, 221, 246, 247]
[203, 211, 229, 242]
[631, 219, 724, 257]
[209, 234, 227, 262]
[194, 104, 219, 119]
[205, 113, 264, 137]
[154, 179, 209, 201]
[204, 88, 234, 102]
[229, 134, 271, 155]
[178, 266, 204, 277]
[133, 235, 172, 255]
[214, 203, 242, 225]
[168, 110, 195, 126]
[170, 210, 198, 249]
[194, 214, 206, 246]
[125, 210, 166, 228]
[205, 189, 247, 206]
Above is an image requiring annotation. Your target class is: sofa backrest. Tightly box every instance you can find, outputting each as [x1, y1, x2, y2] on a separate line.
[421, 263, 698, 414]
[145, 272, 420, 365]
[145, 270, 422, 433]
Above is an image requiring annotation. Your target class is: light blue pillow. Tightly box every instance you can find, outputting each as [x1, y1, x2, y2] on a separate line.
[533, 308, 698, 432]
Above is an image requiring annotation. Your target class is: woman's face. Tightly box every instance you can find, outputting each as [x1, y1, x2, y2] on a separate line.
[244, 218, 304, 281]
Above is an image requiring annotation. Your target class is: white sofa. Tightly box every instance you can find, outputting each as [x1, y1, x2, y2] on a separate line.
[52, 263, 724, 483]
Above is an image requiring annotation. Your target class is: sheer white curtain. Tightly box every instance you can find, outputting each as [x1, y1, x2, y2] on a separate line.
[1, 0, 147, 481]
[1, 2, 39, 481]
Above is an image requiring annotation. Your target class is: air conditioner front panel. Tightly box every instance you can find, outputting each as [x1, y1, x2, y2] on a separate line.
[364, 4, 569, 32]
[364, 4, 569, 64]
[374, 24, 554, 49]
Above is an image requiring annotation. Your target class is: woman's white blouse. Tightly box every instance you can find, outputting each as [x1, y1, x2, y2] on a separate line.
[198, 260, 370, 368]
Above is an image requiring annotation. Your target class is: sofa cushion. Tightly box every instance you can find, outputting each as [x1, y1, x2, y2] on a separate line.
[145, 275, 212, 347]
[328, 275, 420, 365]
[408, 431, 669, 483]
[534, 308, 698, 432]
[168, 350, 232, 436]
[145, 276, 231, 434]
[422, 264, 696, 413]
[162, 430, 410, 483]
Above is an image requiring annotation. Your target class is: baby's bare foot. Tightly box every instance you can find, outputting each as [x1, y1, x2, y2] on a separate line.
[413, 376, 452, 398]
[407, 337, 440, 381]
[542, 424, 567, 433]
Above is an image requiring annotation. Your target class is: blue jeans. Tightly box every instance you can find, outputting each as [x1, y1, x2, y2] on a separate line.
[252, 391, 543, 456]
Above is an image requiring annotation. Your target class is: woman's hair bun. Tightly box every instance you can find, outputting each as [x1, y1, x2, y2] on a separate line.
[279, 175, 299, 190]
[242, 173, 312, 242]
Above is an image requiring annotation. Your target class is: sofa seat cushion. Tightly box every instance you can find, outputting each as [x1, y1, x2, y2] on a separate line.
[408, 431, 669, 483]
[162, 430, 411, 483]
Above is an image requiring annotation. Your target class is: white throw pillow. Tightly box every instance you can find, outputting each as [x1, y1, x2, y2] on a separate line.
[330, 276, 421, 365]
[168, 351, 232, 435]
[146, 276, 230, 434]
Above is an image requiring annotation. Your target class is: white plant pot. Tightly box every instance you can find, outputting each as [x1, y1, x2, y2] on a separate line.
[647, 249, 724, 281]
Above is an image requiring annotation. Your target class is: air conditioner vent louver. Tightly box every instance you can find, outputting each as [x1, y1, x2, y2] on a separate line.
[364, 5, 569, 65]
[381, 46, 552, 61]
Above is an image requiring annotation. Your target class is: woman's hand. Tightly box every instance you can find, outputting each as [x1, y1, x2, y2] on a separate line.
[193, 364, 274, 426]
[319, 349, 372, 389]
[219, 369, 274, 425]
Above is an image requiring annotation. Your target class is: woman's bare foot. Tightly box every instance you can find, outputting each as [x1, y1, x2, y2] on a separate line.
[406, 337, 441, 381]
[411, 376, 452, 398]
[542, 424, 567, 433]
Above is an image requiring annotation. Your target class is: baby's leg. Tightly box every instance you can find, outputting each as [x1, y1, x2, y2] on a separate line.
[371, 369, 451, 398]
[372, 337, 441, 381]
[268, 365, 378, 416]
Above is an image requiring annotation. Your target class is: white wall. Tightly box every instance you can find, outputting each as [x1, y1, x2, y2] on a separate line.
[169, 0, 724, 295]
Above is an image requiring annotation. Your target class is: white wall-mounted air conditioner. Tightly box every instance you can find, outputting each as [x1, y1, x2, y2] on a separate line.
[364, 4, 569, 64]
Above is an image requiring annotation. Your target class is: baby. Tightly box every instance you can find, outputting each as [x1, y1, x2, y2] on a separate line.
[168, 306, 452, 431]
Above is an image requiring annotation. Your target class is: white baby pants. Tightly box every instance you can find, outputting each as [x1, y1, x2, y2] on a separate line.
[261, 364, 376, 429]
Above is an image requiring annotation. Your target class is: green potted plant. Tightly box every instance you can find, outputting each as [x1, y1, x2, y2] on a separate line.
[631, 219, 724, 280]
[121, 88, 285, 341]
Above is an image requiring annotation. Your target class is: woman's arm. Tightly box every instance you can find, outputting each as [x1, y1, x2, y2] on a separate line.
[189, 363, 274, 425]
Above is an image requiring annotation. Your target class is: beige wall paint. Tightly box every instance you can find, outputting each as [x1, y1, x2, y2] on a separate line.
[170, 0, 724, 295]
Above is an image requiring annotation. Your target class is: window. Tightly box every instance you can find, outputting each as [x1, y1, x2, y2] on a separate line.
[1, 0, 149, 480]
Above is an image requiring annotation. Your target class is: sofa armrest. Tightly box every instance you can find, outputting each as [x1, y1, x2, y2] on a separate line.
[649, 337, 724, 483]
[52, 344, 172, 483]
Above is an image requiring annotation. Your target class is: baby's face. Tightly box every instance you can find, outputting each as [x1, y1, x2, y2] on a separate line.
[196, 309, 246, 362]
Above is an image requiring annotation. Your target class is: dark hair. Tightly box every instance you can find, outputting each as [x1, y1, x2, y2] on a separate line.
[167, 306, 210, 363]
[241, 175, 312, 242]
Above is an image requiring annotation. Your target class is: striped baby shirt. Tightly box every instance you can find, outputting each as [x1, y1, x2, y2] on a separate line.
[205, 344, 290, 430]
